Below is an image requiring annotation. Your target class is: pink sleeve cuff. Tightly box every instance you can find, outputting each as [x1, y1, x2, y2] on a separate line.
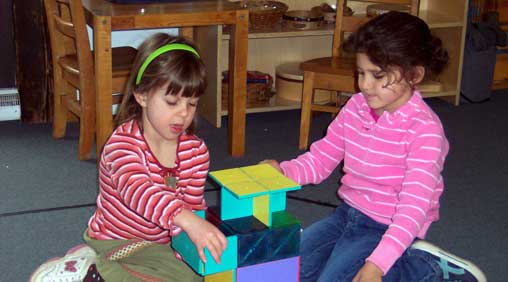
[366, 242, 404, 275]
[280, 161, 299, 184]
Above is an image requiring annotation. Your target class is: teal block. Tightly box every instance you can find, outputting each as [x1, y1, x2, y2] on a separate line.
[195, 210, 206, 218]
[172, 230, 238, 275]
[172, 210, 238, 275]
[221, 187, 252, 220]
[204, 235, 238, 275]
[269, 192, 286, 212]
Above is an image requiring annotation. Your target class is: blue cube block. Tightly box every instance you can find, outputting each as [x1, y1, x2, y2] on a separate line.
[207, 207, 301, 267]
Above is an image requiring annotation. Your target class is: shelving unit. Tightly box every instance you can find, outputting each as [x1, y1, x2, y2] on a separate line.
[196, 0, 468, 127]
[419, 0, 468, 105]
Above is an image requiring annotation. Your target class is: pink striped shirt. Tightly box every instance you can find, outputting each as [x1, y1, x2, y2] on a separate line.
[88, 119, 209, 244]
[280, 92, 449, 273]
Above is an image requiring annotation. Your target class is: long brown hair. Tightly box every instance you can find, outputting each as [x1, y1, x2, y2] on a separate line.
[115, 33, 207, 134]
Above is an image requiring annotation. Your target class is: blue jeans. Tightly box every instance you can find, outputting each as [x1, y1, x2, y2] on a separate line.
[300, 204, 442, 282]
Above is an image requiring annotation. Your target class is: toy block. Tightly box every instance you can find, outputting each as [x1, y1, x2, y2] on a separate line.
[236, 256, 300, 282]
[171, 210, 238, 275]
[207, 206, 268, 267]
[269, 191, 286, 212]
[205, 269, 236, 282]
[221, 187, 253, 220]
[268, 211, 301, 261]
[209, 164, 301, 226]
[207, 207, 301, 267]
[253, 194, 270, 226]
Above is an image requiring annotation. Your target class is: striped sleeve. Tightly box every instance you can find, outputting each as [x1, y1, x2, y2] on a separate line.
[280, 102, 347, 185]
[105, 134, 184, 232]
[177, 137, 209, 211]
[367, 121, 448, 273]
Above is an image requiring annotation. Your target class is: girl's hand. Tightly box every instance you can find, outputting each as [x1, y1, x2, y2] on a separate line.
[259, 159, 282, 173]
[352, 261, 383, 282]
[174, 209, 227, 264]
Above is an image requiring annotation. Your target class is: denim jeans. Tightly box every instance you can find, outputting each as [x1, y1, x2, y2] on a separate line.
[300, 204, 442, 282]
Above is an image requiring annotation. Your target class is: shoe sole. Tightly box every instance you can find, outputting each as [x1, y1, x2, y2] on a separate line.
[29, 257, 60, 282]
[28, 244, 96, 282]
[411, 241, 487, 282]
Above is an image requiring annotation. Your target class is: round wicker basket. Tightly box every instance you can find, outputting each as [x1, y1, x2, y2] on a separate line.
[240, 1, 289, 30]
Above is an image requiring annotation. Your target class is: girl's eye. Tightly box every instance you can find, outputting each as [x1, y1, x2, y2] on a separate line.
[373, 72, 386, 80]
[166, 99, 177, 106]
[189, 99, 199, 107]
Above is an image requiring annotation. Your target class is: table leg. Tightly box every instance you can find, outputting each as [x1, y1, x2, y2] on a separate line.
[93, 16, 113, 158]
[228, 10, 248, 157]
[179, 27, 194, 41]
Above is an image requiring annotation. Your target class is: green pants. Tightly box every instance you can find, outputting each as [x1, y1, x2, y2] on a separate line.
[84, 230, 203, 282]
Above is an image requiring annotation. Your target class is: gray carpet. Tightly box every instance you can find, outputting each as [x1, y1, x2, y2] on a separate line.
[1, 90, 507, 281]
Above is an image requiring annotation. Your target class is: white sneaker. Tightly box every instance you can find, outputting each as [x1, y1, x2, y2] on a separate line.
[29, 244, 96, 282]
[411, 240, 487, 282]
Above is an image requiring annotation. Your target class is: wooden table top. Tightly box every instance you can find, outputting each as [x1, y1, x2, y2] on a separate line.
[82, 0, 243, 16]
[82, 0, 247, 30]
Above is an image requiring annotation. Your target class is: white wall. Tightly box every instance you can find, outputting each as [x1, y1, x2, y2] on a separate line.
[87, 26, 178, 48]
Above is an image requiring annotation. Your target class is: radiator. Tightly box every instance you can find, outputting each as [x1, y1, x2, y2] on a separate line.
[0, 88, 21, 121]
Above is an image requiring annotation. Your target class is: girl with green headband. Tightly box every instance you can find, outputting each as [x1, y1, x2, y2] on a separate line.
[30, 33, 226, 282]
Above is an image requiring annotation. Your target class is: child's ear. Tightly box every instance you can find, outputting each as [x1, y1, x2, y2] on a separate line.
[412, 66, 426, 85]
[133, 91, 147, 107]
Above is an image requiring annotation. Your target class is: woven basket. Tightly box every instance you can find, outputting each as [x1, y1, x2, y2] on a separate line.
[241, 1, 289, 30]
[222, 71, 274, 108]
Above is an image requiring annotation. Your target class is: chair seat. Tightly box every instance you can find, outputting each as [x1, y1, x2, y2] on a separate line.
[300, 56, 356, 76]
[59, 46, 137, 77]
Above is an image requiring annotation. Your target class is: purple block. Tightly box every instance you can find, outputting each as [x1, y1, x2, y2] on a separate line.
[236, 256, 299, 282]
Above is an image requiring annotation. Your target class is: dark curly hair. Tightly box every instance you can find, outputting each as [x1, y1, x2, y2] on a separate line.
[344, 11, 449, 87]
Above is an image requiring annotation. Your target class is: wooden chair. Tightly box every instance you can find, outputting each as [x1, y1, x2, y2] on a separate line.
[44, 0, 136, 160]
[298, 0, 419, 150]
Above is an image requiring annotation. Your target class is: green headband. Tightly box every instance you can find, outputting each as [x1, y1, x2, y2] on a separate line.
[135, 43, 200, 85]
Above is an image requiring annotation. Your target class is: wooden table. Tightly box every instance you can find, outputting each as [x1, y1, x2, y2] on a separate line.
[82, 0, 248, 157]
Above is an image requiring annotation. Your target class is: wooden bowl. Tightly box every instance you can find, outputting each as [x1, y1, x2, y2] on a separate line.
[282, 10, 324, 30]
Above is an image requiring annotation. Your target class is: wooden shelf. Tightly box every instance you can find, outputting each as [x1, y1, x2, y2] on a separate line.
[221, 102, 301, 116]
[417, 80, 443, 93]
[219, 79, 448, 116]
[199, 0, 468, 128]
[346, 0, 415, 3]
[222, 24, 336, 40]
[419, 10, 465, 28]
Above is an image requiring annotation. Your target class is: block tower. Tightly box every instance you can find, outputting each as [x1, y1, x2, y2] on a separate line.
[172, 164, 302, 282]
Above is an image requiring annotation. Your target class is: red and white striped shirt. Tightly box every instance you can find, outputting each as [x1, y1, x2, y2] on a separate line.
[88, 119, 209, 244]
[280, 92, 449, 273]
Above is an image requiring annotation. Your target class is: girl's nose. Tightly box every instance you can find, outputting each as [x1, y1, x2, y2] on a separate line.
[359, 78, 369, 91]
[176, 103, 189, 116]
